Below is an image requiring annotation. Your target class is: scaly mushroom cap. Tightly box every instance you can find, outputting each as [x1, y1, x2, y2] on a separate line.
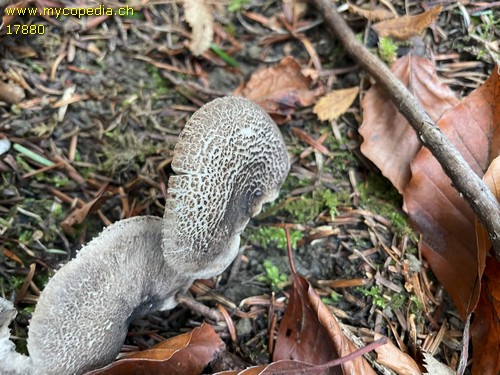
[163, 96, 289, 278]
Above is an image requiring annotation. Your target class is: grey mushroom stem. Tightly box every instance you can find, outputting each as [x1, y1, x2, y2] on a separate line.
[0, 97, 289, 375]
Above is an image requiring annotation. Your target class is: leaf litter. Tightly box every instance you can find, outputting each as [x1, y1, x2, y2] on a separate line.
[372, 6, 442, 40]
[359, 53, 500, 374]
[0, 1, 497, 374]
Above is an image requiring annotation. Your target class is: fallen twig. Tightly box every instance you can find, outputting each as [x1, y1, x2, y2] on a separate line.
[311, 0, 500, 257]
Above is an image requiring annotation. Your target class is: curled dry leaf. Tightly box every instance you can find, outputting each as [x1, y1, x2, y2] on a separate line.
[372, 6, 442, 40]
[87, 323, 225, 375]
[234, 57, 323, 123]
[359, 54, 458, 193]
[373, 333, 421, 375]
[471, 256, 500, 375]
[404, 67, 500, 319]
[61, 194, 111, 234]
[183, 0, 214, 56]
[348, 3, 395, 22]
[313, 87, 359, 121]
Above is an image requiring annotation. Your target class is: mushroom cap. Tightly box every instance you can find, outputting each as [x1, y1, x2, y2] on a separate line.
[163, 96, 289, 278]
[27, 216, 190, 375]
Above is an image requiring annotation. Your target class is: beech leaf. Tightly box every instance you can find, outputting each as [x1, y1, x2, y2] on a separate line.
[313, 87, 359, 121]
[470, 256, 500, 375]
[234, 57, 323, 123]
[348, 3, 395, 22]
[87, 323, 225, 374]
[359, 54, 458, 193]
[372, 6, 442, 40]
[475, 156, 500, 277]
[471, 157, 500, 375]
[403, 67, 500, 318]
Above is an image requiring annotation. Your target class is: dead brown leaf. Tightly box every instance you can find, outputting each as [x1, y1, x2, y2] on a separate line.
[475, 156, 500, 279]
[471, 256, 500, 375]
[372, 6, 442, 40]
[273, 231, 376, 375]
[313, 87, 359, 121]
[359, 54, 458, 193]
[403, 67, 500, 318]
[373, 333, 421, 375]
[87, 323, 225, 375]
[61, 194, 111, 234]
[348, 3, 395, 22]
[234, 57, 323, 123]
[470, 157, 500, 375]
[183, 0, 214, 56]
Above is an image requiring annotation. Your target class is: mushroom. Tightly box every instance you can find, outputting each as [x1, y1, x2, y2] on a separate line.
[1, 217, 179, 375]
[0, 97, 289, 375]
[163, 97, 289, 278]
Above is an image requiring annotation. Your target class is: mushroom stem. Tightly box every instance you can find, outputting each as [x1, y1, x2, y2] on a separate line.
[1, 216, 190, 375]
[0, 299, 35, 374]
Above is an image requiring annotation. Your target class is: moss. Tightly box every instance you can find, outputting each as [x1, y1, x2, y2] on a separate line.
[322, 291, 342, 305]
[20, 305, 35, 315]
[324, 135, 358, 174]
[228, 0, 251, 12]
[283, 188, 349, 223]
[409, 295, 424, 314]
[146, 65, 169, 97]
[247, 226, 302, 250]
[10, 275, 26, 290]
[285, 196, 322, 223]
[34, 173, 71, 188]
[18, 231, 32, 242]
[51, 201, 64, 220]
[390, 293, 407, 310]
[463, 12, 499, 62]
[316, 189, 340, 219]
[358, 173, 416, 238]
[101, 132, 155, 175]
[14, 155, 33, 174]
[378, 37, 398, 64]
[358, 285, 388, 308]
[224, 23, 237, 37]
[406, 246, 418, 255]
[359, 173, 402, 205]
[257, 260, 288, 289]
[14, 198, 66, 245]
[281, 176, 312, 195]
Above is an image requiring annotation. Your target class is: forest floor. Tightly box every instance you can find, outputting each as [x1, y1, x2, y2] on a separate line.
[0, 0, 498, 374]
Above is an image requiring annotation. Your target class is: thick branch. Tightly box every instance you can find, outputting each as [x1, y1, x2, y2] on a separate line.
[310, 0, 500, 256]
